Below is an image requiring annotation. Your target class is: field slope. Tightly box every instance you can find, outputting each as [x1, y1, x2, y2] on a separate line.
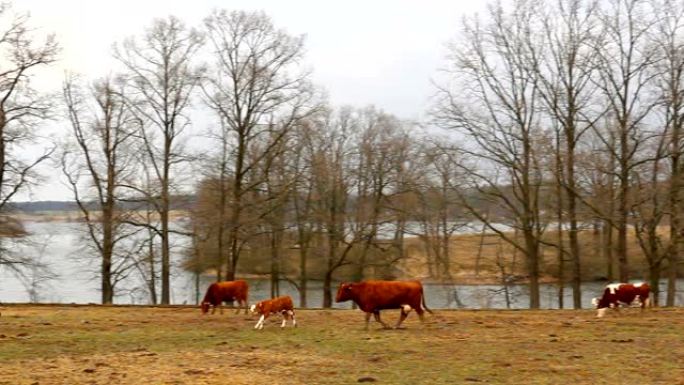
[0, 305, 682, 384]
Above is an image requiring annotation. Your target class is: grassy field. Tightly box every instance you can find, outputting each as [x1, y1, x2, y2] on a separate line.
[0, 305, 682, 385]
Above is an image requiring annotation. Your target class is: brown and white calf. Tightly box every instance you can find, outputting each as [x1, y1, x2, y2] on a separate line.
[592, 282, 651, 318]
[250, 296, 297, 330]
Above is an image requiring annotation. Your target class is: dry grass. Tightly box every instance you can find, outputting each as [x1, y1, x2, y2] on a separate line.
[1, 305, 683, 385]
[397, 227, 673, 283]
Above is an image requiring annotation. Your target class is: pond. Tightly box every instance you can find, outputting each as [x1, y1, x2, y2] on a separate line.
[1, 221, 683, 309]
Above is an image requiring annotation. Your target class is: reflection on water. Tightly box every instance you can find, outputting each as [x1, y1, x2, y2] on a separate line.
[1, 221, 683, 308]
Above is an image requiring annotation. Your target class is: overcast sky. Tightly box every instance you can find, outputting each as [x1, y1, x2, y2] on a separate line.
[13, 0, 489, 201]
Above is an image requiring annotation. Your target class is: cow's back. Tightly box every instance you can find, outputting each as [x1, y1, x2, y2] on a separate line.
[260, 295, 294, 314]
[355, 281, 423, 311]
[220, 280, 248, 299]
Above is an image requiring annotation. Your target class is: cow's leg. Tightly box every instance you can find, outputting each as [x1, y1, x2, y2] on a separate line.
[415, 304, 425, 322]
[596, 307, 608, 318]
[364, 312, 372, 331]
[211, 304, 217, 315]
[643, 296, 650, 310]
[260, 313, 269, 329]
[254, 314, 266, 329]
[280, 312, 288, 328]
[290, 310, 297, 327]
[373, 311, 391, 329]
[235, 300, 242, 315]
[395, 305, 411, 329]
[243, 299, 249, 315]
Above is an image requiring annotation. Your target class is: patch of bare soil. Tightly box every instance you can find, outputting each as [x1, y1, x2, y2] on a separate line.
[1, 349, 324, 385]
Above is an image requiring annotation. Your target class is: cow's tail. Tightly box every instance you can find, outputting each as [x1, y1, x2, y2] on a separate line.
[421, 287, 433, 315]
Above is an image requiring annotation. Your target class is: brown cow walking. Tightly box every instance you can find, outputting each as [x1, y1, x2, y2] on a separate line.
[336, 280, 433, 330]
[200, 280, 249, 315]
[250, 296, 297, 330]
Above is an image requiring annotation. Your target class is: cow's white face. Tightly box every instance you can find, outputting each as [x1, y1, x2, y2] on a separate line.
[249, 304, 257, 314]
[591, 298, 599, 308]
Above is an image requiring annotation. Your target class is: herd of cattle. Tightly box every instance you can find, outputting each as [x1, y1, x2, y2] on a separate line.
[201, 279, 653, 329]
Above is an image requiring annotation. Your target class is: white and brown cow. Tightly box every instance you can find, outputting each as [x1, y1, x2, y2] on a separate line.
[592, 282, 651, 318]
[250, 296, 297, 330]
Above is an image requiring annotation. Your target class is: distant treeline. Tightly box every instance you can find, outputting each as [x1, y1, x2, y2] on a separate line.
[7, 196, 195, 213]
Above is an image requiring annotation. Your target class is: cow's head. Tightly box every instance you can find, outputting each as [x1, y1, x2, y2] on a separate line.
[201, 302, 211, 314]
[591, 297, 599, 308]
[249, 303, 262, 314]
[335, 282, 355, 302]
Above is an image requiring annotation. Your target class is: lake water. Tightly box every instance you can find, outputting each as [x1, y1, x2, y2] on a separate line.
[1, 221, 683, 308]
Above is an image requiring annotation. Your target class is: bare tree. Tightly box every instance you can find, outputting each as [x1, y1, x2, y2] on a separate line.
[646, 0, 684, 305]
[308, 108, 357, 308]
[0, 3, 58, 209]
[115, 16, 203, 304]
[202, 10, 316, 281]
[529, 0, 602, 308]
[61, 75, 142, 304]
[592, 0, 659, 282]
[435, 0, 549, 308]
[410, 140, 468, 280]
[631, 135, 670, 305]
[350, 108, 409, 283]
[289, 117, 326, 307]
[0, 3, 58, 277]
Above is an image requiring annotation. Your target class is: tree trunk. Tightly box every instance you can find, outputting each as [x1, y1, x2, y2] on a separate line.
[160, 206, 170, 304]
[160, 133, 171, 304]
[616, 122, 631, 283]
[147, 227, 158, 305]
[270, 230, 281, 298]
[226, 135, 246, 283]
[299, 247, 308, 308]
[194, 270, 200, 305]
[101, 207, 114, 304]
[556, 217, 564, 310]
[650, 263, 661, 307]
[525, 232, 540, 309]
[667, 120, 682, 306]
[323, 271, 333, 308]
[602, 220, 614, 281]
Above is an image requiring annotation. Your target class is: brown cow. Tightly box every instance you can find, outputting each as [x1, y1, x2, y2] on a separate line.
[200, 280, 249, 315]
[335, 280, 433, 330]
[250, 296, 297, 330]
[592, 282, 651, 318]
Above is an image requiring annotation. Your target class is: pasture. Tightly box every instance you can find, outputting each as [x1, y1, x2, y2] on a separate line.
[0, 305, 682, 385]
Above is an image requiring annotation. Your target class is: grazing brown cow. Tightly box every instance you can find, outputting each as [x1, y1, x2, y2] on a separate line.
[250, 295, 297, 330]
[336, 280, 433, 330]
[592, 282, 651, 318]
[200, 280, 249, 315]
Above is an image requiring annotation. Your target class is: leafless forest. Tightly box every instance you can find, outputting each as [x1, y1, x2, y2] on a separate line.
[0, 0, 682, 309]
